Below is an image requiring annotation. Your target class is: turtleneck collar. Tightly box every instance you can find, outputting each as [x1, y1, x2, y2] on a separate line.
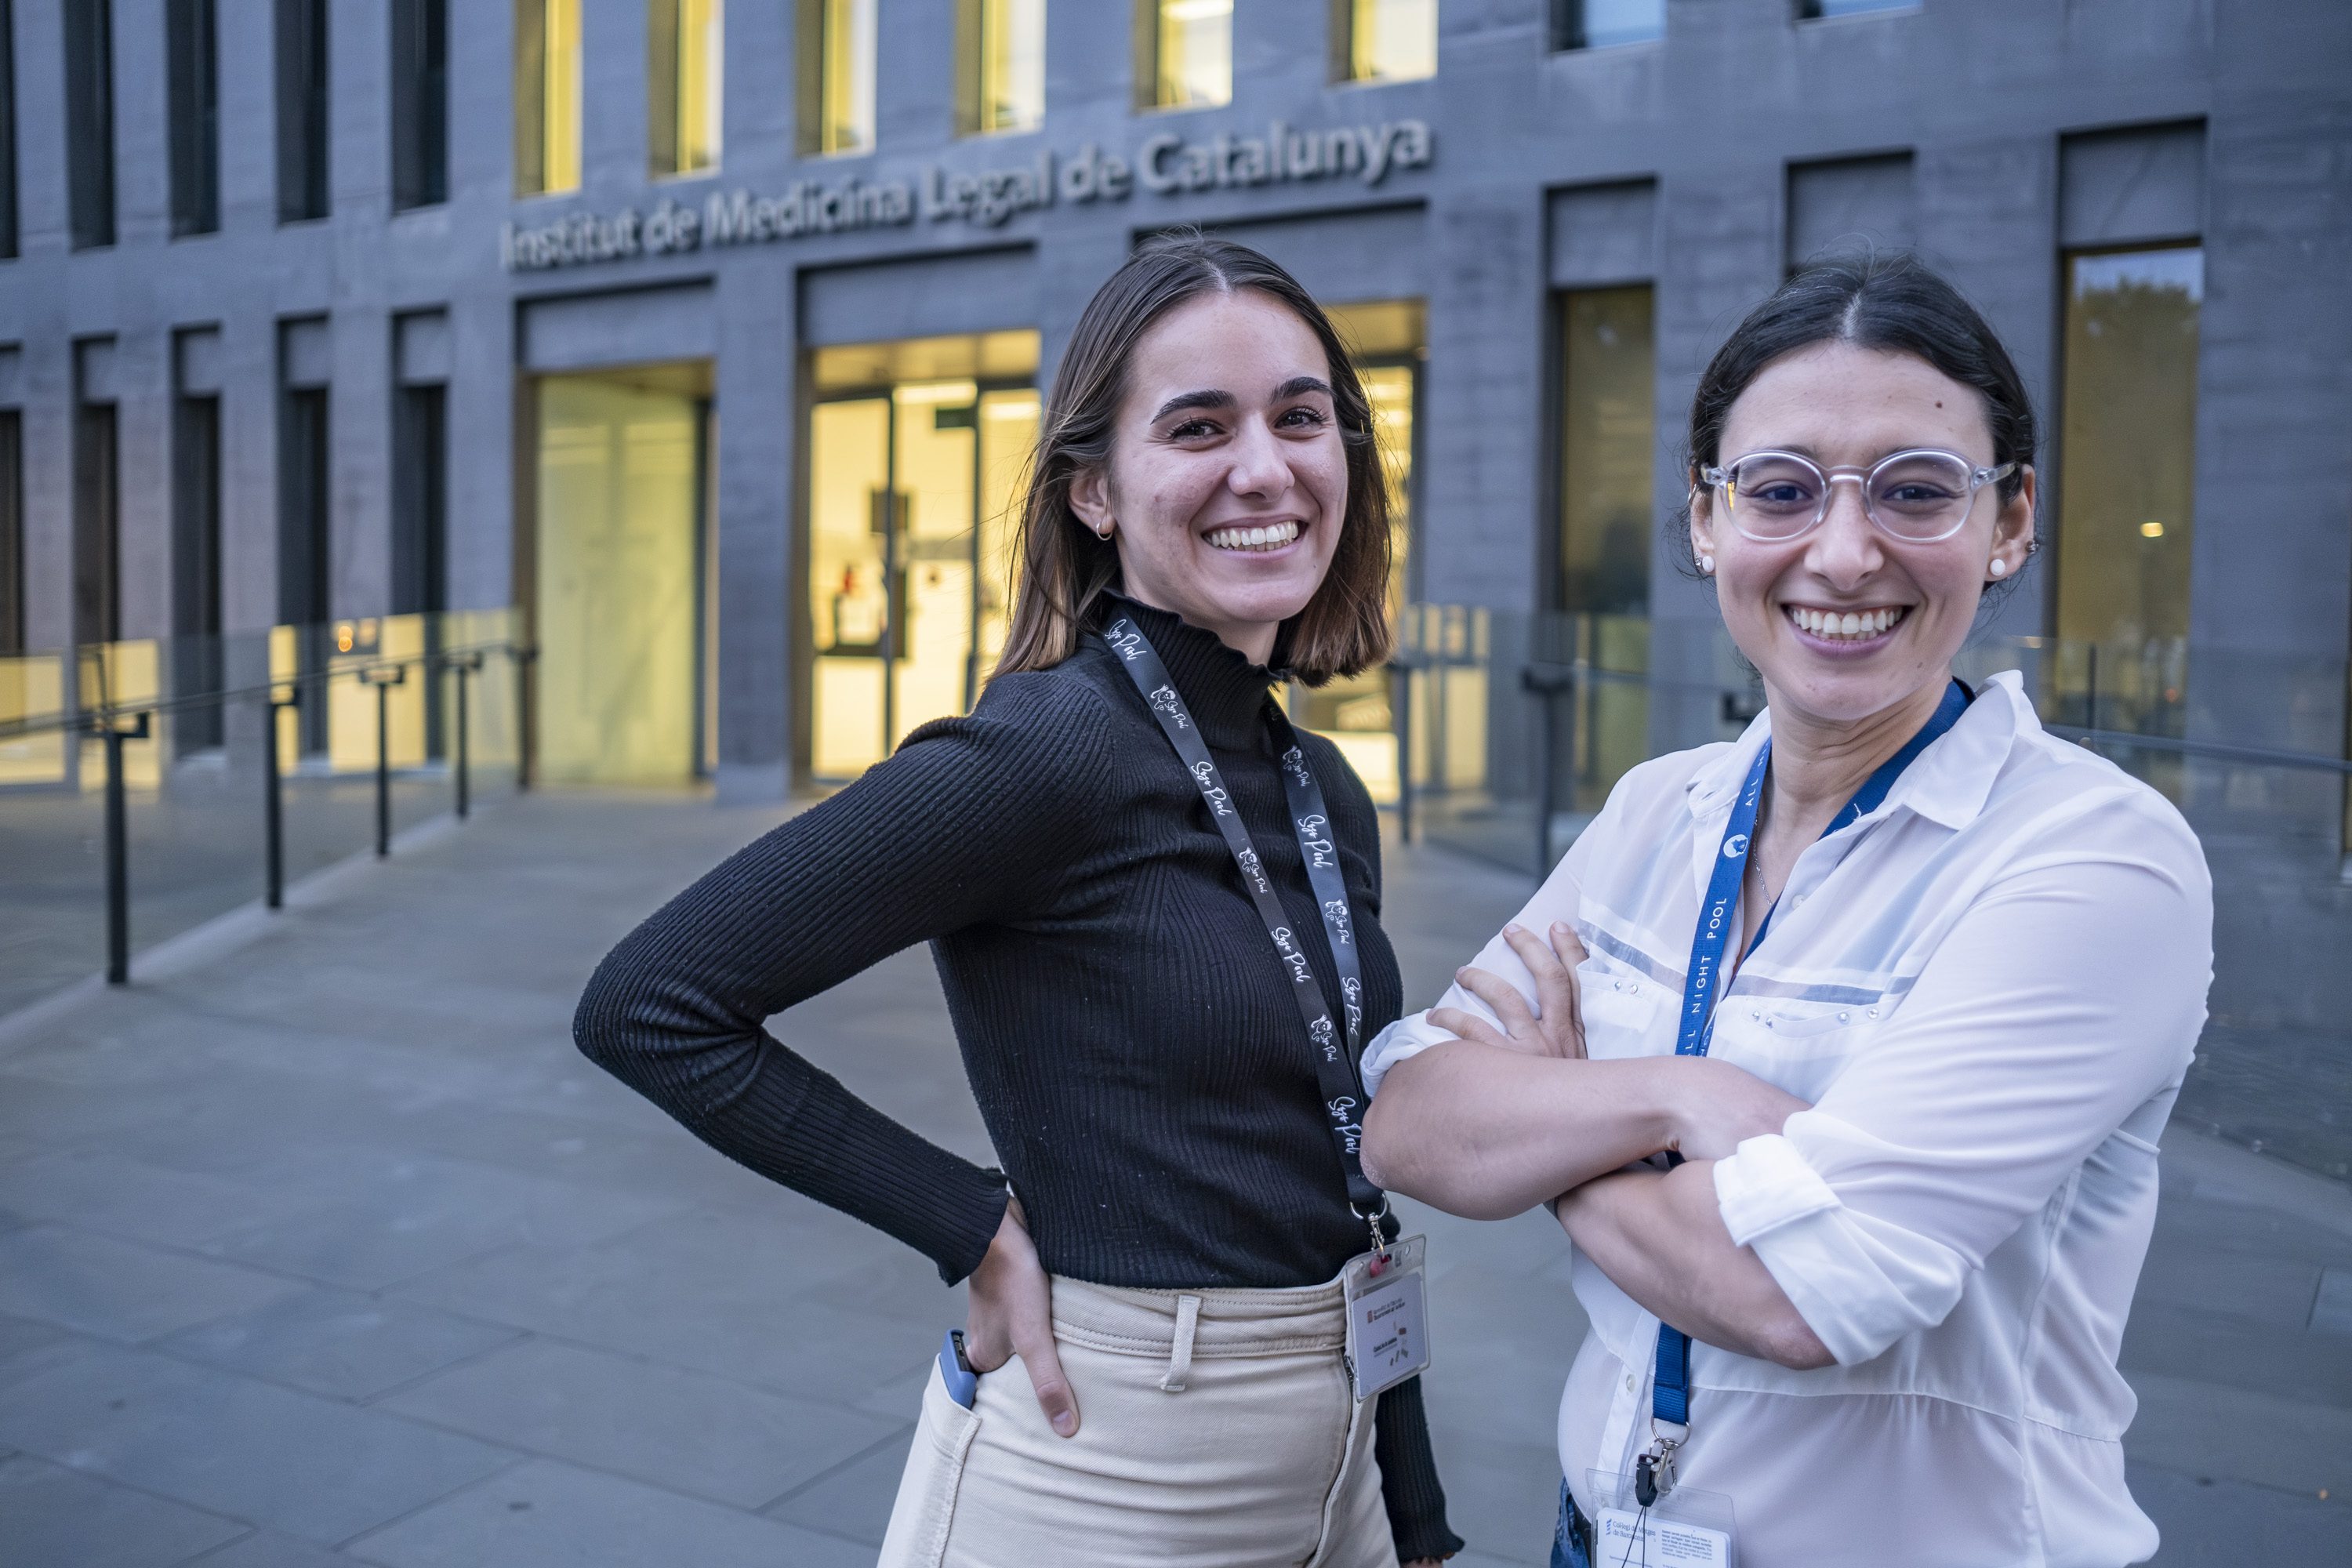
[1094, 589, 1287, 752]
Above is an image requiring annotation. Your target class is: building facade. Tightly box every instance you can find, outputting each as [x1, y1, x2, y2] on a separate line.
[0, 0, 2347, 813]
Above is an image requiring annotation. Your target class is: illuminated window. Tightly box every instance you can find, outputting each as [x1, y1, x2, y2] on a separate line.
[1336, 0, 1435, 83]
[1137, 0, 1230, 111]
[2055, 245, 2201, 737]
[1797, 1, 1913, 18]
[1552, 0, 1664, 50]
[515, 0, 582, 195]
[959, 0, 1044, 136]
[651, 0, 724, 176]
[800, 0, 877, 154]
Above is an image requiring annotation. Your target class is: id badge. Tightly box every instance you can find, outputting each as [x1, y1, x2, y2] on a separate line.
[1584, 1469, 1737, 1568]
[1342, 1232, 1430, 1402]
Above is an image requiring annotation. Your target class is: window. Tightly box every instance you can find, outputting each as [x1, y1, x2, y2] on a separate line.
[1552, 0, 1664, 49]
[651, 0, 723, 176]
[276, 0, 330, 222]
[0, 409, 20, 653]
[167, 0, 220, 235]
[1335, 0, 1435, 83]
[799, 0, 876, 154]
[74, 397, 120, 649]
[1, 0, 18, 259]
[517, 0, 583, 194]
[392, 0, 448, 208]
[393, 384, 447, 619]
[1797, 1, 1914, 18]
[957, 0, 1044, 136]
[64, 0, 114, 249]
[1137, 0, 1230, 111]
[1556, 285, 1655, 809]
[2053, 246, 2201, 738]
[280, 374, 330, 752]
[172, 394, 223, 746]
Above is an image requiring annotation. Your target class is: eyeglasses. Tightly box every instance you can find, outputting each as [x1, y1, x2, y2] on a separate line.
[1699, 448, 2017, 544]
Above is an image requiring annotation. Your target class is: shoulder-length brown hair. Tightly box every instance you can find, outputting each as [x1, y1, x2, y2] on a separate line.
[993, 232, 1392, 686]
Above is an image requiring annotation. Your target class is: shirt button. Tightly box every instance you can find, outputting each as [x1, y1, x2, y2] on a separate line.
[1625, 1373, 1639, 1393]
[1837, 1011, 1851, 1024]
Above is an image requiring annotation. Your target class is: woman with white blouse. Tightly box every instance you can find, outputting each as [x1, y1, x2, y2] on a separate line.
[1359, 254, 2212, 1568]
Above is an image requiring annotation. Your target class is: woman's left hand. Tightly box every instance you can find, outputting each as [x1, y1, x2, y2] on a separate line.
[1429, 921, 1588, 1060]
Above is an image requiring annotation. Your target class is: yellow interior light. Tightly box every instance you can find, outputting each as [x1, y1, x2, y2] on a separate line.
[2140, 520, 2166, 539]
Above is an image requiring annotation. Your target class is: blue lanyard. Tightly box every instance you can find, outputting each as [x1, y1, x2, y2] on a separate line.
[1650, 679, 1971, 1436]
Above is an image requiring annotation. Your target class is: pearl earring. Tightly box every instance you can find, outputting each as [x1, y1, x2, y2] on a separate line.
[1699, 553, 1715, 575]
[1095, 522, 1114, 540]
[1988, 557, 2009, 579]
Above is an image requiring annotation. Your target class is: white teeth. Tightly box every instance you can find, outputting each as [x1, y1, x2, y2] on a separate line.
[1790, 605, 1907, 641]
[1207, 520, 1301, 552]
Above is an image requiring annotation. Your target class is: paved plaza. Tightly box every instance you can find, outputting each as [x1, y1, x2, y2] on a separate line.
[0, 790, 2345, 1566]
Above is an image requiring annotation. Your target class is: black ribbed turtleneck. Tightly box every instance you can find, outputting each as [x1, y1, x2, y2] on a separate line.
[573, 592, 1460, 1560]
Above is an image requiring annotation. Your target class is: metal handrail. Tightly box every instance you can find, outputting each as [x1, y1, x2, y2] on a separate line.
[29, 637, 535, 986]
[2051, 724, 2352, 776]
[1, 637, 527, 742]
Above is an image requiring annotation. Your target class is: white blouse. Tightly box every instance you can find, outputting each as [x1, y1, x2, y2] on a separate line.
[1363, 672, 2213, 1568]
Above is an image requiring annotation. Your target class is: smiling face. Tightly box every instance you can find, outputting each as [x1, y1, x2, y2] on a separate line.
[1690, 341, 2037, 734]
[1066, 288, 1348, 665]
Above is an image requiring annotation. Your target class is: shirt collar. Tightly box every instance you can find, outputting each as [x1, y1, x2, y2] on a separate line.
[1684, 670, 2030, 833]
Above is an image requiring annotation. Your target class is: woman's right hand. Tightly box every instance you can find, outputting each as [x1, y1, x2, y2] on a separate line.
[963, 1194, 1080, 1438]
[1667, 1057, 1813, 1161]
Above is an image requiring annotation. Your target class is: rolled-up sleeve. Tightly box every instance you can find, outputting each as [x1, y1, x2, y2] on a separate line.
[1713, 829, 2212, 1367]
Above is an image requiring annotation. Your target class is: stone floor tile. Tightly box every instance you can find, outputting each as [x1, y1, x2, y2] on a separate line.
[0, 1225, 307, 1342]
[0, 1344, 520, 1543]
[199, 1149, 688, 1292]
[761, 1427, 915, 1546]
[184, 1530, 361, 1567]
[0, 1148, 339, 1250]
[2122, 1298, 2352, 1406]
[0, 1452, 249, 1567]
[346, 1457, 875, 1568]
[158, 1287, 521, 1401]
[2129, 1461, 2348, 1566]
[2124, 1371, 2352, 1497]
[379, 1336, 907, 1509]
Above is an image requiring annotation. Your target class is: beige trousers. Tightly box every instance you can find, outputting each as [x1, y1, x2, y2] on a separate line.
[877, 1272, 1399, 1568]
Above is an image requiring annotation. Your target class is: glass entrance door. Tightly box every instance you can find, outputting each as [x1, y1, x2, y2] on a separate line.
[1296, 299, 1423, 804]
[535, 364, 713, 784]
[808, 331, 1040, 777]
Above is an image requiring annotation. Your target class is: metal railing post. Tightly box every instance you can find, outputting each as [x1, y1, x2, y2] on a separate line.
[263, 691, 287, 909]
[446, 651, 483, 818]
[1523, 663, 1574, 880]
[514, 644, 538, 791]
[361, 665, 408, 858]
[1390, 660, 1414, 845]
[99, 712, 150, 985]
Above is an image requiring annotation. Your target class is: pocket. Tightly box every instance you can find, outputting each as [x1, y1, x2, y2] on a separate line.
[1574, 956, 1663, 1058]
[877, 1359, 984, 1568]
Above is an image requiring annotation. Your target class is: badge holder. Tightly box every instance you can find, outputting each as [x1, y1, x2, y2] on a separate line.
[1342, 1227, 1430, 1402]
[1583, 1465, 1737, 1568]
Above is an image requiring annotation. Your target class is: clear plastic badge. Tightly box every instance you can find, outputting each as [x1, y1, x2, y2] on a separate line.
[1342, 1232, 1430, 1402]
[1584, 1469, 1737, 1568]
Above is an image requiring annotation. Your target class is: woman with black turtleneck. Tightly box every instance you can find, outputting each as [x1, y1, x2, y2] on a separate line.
[574, 235, 1461, 1566]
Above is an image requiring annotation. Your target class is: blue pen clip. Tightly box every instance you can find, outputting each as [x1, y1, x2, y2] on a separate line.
[938, 1329, 978, 1409]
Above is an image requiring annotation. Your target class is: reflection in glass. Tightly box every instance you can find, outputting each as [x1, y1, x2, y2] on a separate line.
[1340, 0, 1436, 82]
[804, 0, 877, 154]
[963, 0, 1044, 135]
[515, 0, 582, 194]
[1143, 0, 1232, 110]
[535, 372, 709, 783]
[1559, 285, 1654, 811]
[2055, 246, 2201, 738]
[1553, 0, 1665, 49]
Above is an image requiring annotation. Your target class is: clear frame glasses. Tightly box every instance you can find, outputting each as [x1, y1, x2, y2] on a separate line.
[1700, 448, 2017, 544]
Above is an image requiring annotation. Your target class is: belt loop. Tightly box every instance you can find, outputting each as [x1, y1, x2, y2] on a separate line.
[1160, 1294, 1203, 1393]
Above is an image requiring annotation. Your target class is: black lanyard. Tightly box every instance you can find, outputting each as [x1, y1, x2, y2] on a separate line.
[1102, 615, 1384, 1224]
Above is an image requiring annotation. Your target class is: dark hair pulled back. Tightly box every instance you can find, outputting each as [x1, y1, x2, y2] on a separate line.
[1672, 252, 2038, 578]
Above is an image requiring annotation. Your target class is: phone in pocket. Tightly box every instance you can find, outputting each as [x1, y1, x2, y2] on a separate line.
[938, 1329, 978, 1409]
